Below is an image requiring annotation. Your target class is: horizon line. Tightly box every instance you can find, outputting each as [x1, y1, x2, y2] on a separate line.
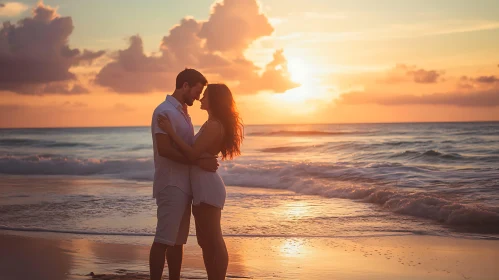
[1, 120, 498, 129]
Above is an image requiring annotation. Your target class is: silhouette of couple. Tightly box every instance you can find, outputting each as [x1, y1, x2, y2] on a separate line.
[149, 69, 244, 280]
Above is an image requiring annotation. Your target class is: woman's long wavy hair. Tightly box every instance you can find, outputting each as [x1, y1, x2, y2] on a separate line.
[207, 84, 244, 160]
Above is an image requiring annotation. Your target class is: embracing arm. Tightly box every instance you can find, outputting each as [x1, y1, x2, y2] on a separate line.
[153, 111, 190, 165]
[156, 133, 219, 171]
[155, 133, 191, 164]
[167, 120, 221, 162]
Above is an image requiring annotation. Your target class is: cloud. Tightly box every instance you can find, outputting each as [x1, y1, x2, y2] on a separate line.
[458, 75, 499, 89]
[42, 83, 89, 94]
[95, 0, 296, 95]
[0, 3, 104, 95]
[380, 64, 443, 84]
[336, 68, 499, 108]
[160, 18, 205, 67]
[407, 68, 442, 84]
[238, 49, 299, 93]
[0, 2, 28, 17]
[338, 87, 499, 107]
[199, 0, 273, 53]
[73, 50, 107, 66]
[1, 82, 90, 95]
[95, 35, 174, 93]
[474, 76, 499, 84]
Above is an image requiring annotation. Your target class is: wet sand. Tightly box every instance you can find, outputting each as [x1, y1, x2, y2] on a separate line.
[1, 232, 498, 280]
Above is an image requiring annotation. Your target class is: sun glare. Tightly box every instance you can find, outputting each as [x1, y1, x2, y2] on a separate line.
[269, 83, 332, 115]
[287, 57, 312, 85]
[275, 86, 314, 103]
[267, 56, 333, 113]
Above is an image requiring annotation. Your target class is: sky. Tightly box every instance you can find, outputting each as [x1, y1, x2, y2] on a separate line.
[1, 0, 499, 127]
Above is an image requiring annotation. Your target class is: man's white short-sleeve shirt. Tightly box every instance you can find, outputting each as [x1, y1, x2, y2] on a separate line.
[151, 95, 194, 198]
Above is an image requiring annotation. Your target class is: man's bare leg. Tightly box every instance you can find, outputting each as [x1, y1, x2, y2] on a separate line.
[150, 242, 167, 280]
[167, 244, 184, 280]
[150, 242, 183, 280]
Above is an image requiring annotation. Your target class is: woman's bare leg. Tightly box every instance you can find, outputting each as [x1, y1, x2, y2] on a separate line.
[193, 203, 228, 280]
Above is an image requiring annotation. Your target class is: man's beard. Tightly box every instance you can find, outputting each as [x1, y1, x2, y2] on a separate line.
[185, 98, 194, 106]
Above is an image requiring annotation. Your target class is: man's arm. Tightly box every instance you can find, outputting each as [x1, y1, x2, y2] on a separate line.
[155, 133, 191, 165]
[159, 119, 221, 162]
[153, 110, 191, 165]
[156, 133, 219, 171]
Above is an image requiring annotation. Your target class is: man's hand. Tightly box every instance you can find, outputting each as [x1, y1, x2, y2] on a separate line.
[196, 157, 219, 172]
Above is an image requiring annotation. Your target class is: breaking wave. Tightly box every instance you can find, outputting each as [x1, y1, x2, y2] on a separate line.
[0, 138, 94, 148]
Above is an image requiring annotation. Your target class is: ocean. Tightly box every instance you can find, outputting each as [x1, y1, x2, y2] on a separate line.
[1, 122, 498, 241]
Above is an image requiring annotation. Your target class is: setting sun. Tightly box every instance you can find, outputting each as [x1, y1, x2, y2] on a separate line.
[287, 57, 312, 85]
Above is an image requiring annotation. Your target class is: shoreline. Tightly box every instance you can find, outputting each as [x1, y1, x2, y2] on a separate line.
[1, 227, 499, 241]
[1, 175, 498, 239]
[2, 230, 498, 280]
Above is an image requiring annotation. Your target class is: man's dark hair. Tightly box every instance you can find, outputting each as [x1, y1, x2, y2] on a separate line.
[175, 68, 208, 89]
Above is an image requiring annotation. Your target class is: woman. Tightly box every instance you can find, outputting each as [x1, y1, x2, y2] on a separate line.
[157, 83, 243, 280]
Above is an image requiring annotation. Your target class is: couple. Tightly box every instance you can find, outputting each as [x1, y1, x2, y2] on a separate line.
[149, 68, 243, 280]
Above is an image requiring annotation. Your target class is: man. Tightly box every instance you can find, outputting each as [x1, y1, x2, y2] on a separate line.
[149, 68, 217, 280]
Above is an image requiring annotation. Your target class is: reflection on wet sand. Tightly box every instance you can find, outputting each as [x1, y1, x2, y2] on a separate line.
[2, 232, 499, 280]
[0, 234, 72, 280]
[280, 238, 307, 258]
[63, 235, 248, 279]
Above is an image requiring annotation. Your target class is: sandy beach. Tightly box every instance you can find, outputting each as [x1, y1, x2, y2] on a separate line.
[1, 231, 498, 280]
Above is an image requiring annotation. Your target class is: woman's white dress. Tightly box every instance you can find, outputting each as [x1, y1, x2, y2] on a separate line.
[190, 123, 226, 209]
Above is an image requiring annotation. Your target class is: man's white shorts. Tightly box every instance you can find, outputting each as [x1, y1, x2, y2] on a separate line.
[154, 186, 192, 246]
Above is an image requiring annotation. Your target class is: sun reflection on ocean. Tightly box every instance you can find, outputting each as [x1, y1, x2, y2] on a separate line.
[282, 201, 311, 219]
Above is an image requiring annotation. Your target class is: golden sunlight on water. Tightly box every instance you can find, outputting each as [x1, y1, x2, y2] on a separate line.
[281, 201, 311, 219]
[280, 238, 307, 258]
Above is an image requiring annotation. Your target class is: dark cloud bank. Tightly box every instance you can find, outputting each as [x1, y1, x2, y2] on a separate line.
[0, 3, 104, 95]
